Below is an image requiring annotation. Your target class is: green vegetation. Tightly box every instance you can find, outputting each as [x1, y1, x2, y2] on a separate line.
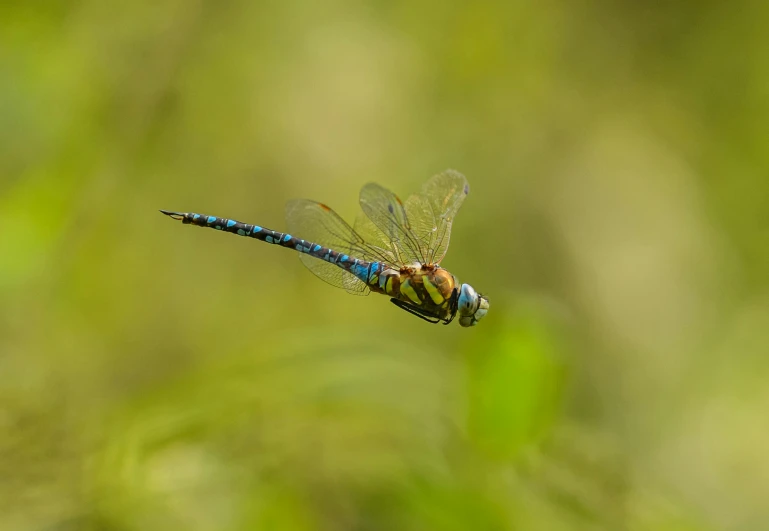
[1, 1, 767, 529]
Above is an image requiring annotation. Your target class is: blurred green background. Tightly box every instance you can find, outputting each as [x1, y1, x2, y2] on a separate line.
[2, 1, 768, 529]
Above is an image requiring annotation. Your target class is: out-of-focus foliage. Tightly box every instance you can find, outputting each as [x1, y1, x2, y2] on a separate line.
[1, 1, 767, 529]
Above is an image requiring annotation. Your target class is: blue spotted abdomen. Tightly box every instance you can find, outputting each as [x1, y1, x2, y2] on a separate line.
[171, 211, 382, 285]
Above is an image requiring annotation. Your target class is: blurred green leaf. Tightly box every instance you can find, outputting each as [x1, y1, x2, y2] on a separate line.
[466, 300, 566, 461]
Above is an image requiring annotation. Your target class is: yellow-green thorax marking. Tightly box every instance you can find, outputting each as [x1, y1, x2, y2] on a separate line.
[368, 263, 458, 323]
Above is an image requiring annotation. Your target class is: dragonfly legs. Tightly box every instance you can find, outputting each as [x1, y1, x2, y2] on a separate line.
[390, 298, 450, 325]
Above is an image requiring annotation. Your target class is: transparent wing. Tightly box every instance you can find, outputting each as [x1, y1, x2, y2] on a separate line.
[358, 183, 429, 265]
[403, 170, 469, 265]
[351, 210, 400, 264]
[285, 199, 396, 295]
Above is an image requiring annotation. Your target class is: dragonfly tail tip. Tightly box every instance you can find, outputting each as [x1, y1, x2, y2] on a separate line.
[159, 209, 185, 220]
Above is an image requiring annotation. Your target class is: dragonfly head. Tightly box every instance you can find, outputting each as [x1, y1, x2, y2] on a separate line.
[457, 284, 489, 327]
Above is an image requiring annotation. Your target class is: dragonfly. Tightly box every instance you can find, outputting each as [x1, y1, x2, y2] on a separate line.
[160, 170, 489, 326]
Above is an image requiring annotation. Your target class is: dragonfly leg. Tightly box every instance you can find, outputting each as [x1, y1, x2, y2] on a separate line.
[390, 298, 445, 324]
[441, 288, 460, 325]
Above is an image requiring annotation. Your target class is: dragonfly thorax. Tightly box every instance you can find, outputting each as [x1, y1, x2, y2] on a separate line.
[457, 283, 490, 327]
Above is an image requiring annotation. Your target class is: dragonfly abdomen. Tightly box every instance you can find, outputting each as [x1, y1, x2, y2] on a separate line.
[159, 210, 380, 284]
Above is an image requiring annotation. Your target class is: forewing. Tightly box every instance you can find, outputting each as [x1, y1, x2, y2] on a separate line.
[404, 170, 469, 264]
[358, 183, 428, 265]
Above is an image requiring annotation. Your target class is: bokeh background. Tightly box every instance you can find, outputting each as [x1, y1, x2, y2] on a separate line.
[2, 1, 769, 529]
